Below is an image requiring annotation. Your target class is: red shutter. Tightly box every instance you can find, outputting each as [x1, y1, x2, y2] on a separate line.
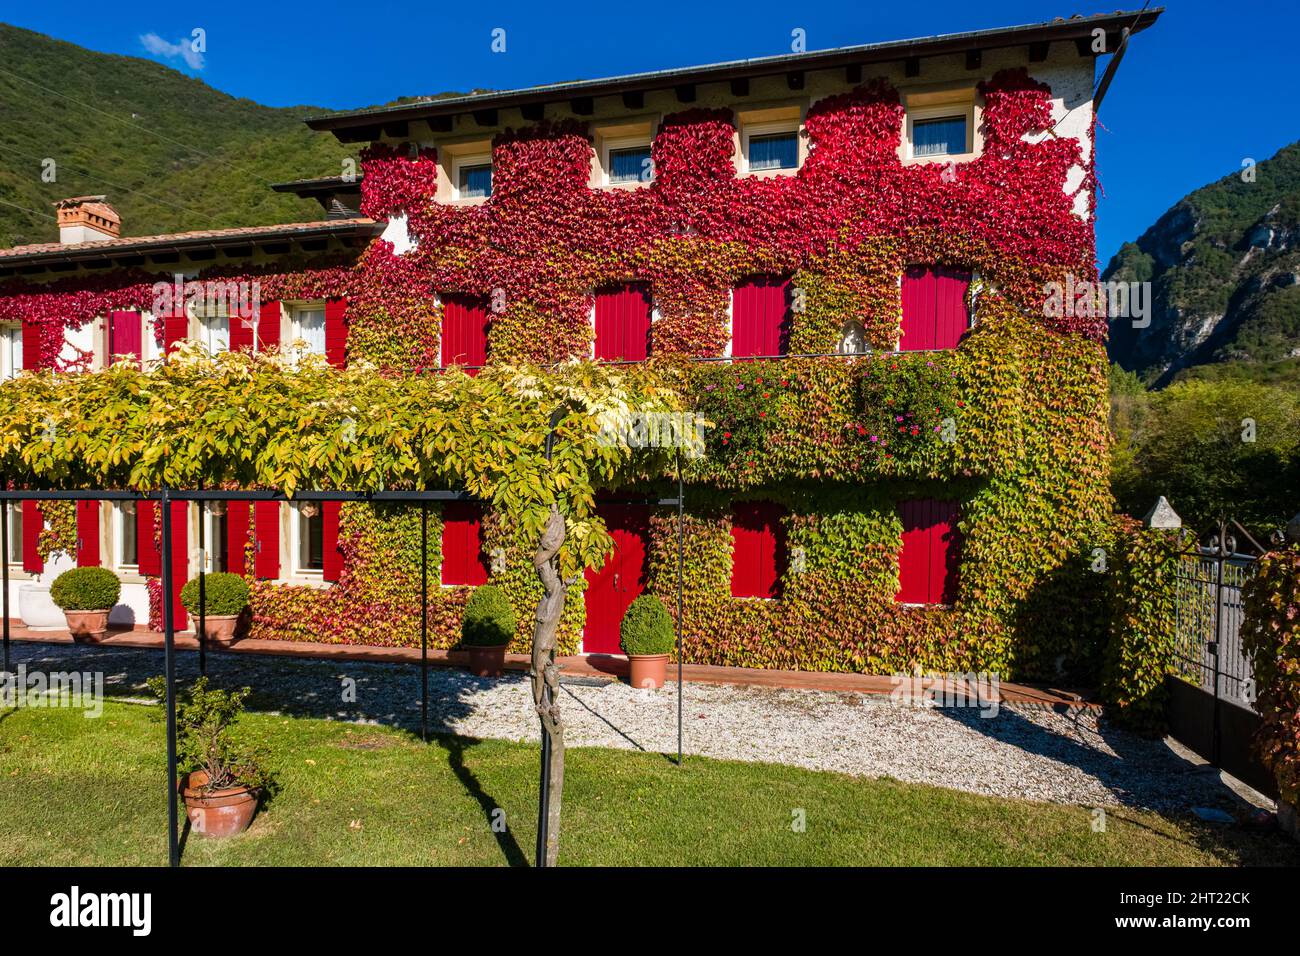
[167, 500, 188, 630]
[900, 267, 935, 351]
[441, 295, 490, 373]
[21, 501, 42, 573]
[254, 502, 280, 579]
[137, 502, 160, 576]
[935, 268, 971, 349]
[896, 499, 961, 604]
[257, 300, 281, 353]
[76, 501, 100, 567]
[730, 501, 785, 598]
[163, 311, 188, 355]
[325, 298, 348, 368]
[594, 284, 652, 361]
[901, 267, 970, 351]
[21, 322, 45, 371]
[322, 501, 343, 582]
[108, 311, 143, 367]
[732, 278, 789, 359]
[226, 501, 250, 576]
[441, 502, 487, 586]
[229, 306, 255, 354]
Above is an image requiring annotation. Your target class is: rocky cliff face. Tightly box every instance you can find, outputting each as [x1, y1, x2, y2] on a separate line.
[1105, 142, 1300, 385]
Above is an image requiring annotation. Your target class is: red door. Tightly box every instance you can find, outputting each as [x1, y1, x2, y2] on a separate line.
[583, 505, 648, 654]
[594, 284, 651, 361]
[732, 277, 791, 358]
[442, 295, 490, 372]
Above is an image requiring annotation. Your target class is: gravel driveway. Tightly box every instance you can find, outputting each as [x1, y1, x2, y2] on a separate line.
[3, 641, 1256, 813]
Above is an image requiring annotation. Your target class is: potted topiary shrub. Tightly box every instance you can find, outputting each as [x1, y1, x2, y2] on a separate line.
[180, 572, 250, 647]
[461, 584, 517, 677]
[49, 566, 121, 643]
[620, 594, 675, 690]
[146, 675, 272, 838]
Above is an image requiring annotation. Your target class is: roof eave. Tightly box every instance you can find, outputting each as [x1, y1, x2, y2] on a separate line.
[306, 9, 1162, 134]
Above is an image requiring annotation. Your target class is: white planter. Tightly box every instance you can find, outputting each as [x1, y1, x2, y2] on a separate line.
[19, 583, 66, 628]
[18, 551, 76, 628]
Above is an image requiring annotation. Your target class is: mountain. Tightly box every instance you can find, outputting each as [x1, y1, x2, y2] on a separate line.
[1104, 141, 1300, 387]
[0, 22, 357, 248]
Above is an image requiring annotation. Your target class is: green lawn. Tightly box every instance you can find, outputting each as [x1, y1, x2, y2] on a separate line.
[1, 700, 1295, 867]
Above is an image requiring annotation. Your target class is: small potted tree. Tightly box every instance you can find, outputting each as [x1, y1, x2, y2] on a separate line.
[146, 675, 271, 838]
[620, 594, 675, 690]
[461, 584, 516, 677]
[180, 572, 250, 647]
[49, 567, 120, 643]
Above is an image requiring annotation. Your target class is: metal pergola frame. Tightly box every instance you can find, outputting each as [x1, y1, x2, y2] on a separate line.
[0, 479, 686, 868]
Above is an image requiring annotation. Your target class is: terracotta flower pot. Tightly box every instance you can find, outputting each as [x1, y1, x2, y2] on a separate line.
[628, 653, 669, 690]
[466, 643, 509, 677]
[196, 614, 241, 647]
[181, 770, 259, 838]
[64, 609, 110, 644]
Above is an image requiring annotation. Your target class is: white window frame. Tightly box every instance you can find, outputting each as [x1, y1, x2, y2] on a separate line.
[195, 304, 231, 354]
[900, 89, 980, 165]
[452, 153, 493, 203]
[5, 501, 23, 568]
[600, 135, 654, 189]
[290, 303, 327, 359]
[200, 505, 229, 574]
[740, 119, 802, 178]
[112, 502, 140, 574]
[0, 323, 22, 380]
[289, 501, 325, 579]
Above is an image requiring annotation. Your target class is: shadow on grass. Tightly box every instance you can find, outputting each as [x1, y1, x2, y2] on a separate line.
[431, 733, 530, 867]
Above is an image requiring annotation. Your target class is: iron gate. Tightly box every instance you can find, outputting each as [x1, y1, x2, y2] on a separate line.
[1168, 518, 1274, 795]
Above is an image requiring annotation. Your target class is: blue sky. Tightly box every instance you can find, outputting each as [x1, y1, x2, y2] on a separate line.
[4, 1, 1298, 264]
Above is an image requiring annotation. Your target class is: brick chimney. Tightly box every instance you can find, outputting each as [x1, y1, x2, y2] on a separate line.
[53, 196, 121, 243]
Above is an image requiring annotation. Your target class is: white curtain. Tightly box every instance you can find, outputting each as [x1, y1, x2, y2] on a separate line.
[297, 309, 326, 355]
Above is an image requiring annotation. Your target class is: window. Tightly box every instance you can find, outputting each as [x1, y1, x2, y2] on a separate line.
[202, 506, 228, 573]
[292, 306, 327, 357]
[902, 89, 978, 162]
[896, 499, 960, 605]
[738, 110, 803, 177]
[731, 277, 791, 358]
[1, 324, 23, 379]
[114, 502, 138, 569]
[912, 116, 967, 158]
[608, 145, 653, 185]
[593, 284, 652, 361]
[748, 132, 798, 171]
[441, 502, 488, 586]
[730, 501, 786, 599]
[456, 160, 493, 200]
[5, 504, 22, 566]
[900, 266, 971, 350]
[293, 503, 324, 574]
[199, 309, 230, 354]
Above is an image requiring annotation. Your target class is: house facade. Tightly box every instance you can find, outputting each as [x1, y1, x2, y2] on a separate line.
[0, 11, 1160, 682]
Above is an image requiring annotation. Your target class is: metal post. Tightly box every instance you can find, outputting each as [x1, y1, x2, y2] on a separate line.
[536, 406, 566, 868]
[197, 481, 206, 677]
[1, 497, 10, 679]
[676, 462, 684, 767]
[420, 501, 429, 743]
[160, 488, 180, 868]
[1210, 519, 1225, 767]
